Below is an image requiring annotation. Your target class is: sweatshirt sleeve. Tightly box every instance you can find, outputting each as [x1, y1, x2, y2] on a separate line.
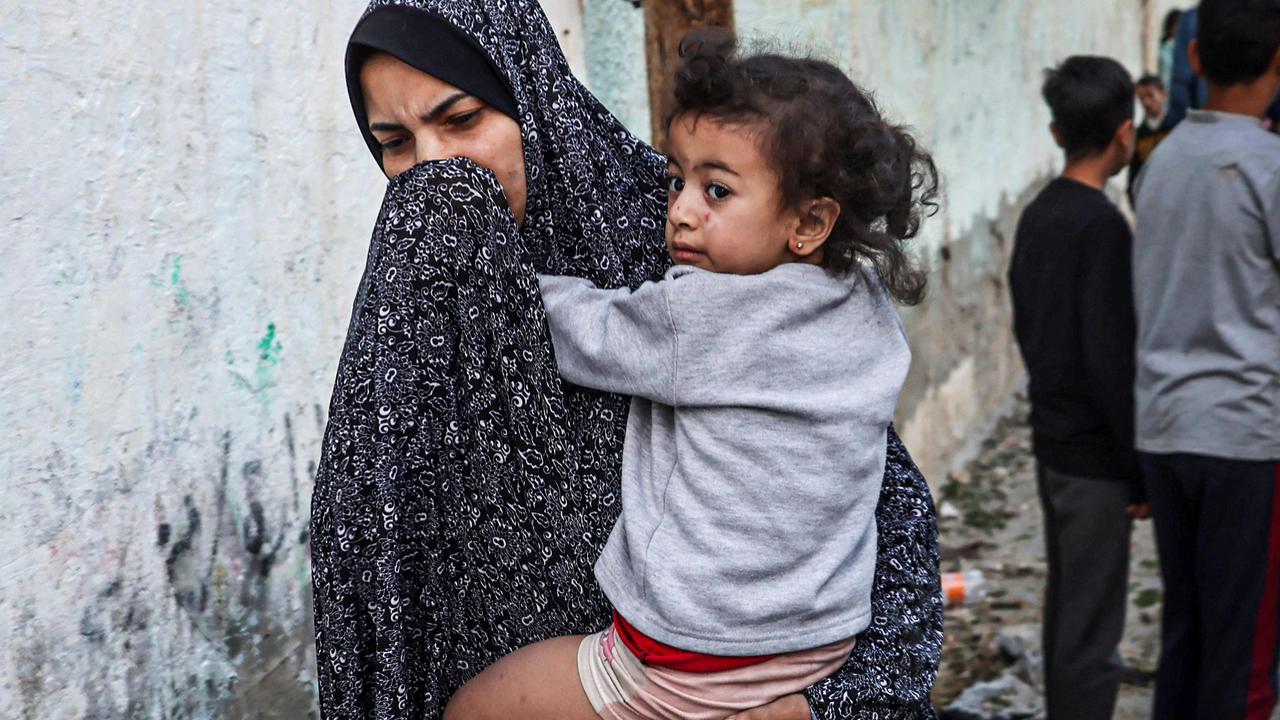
[1078, 213, 1144, 500]
[536, 274, 679, 404]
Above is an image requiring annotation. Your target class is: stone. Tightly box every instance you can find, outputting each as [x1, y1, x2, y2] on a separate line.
[940, 672, 1043, 720]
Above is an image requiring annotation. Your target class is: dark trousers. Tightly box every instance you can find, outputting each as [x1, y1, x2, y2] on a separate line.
[1139, 452, 1280, 720]
[1037, 463, 1133, 720]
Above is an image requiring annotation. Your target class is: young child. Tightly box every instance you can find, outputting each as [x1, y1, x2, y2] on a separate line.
[1008, 55, 1145, 720]
[1131, 0, 1280, 716]
[444, 29, 937, 720]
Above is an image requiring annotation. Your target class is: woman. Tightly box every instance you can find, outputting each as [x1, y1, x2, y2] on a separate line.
[311, 1, 943, 718]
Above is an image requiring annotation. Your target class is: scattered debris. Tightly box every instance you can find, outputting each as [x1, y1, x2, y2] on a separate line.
[940, 673, 1041, 720]
[931, 394, 1163, 719]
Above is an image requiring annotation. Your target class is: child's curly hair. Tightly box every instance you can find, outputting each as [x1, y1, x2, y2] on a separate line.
[669, 28, 938, 305]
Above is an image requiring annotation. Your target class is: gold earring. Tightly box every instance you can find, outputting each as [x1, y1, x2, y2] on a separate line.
[796, 242, 805, 251]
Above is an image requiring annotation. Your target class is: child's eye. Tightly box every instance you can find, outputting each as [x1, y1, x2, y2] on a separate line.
[707, 183, 732, 200]
[666, 175, 685, 193]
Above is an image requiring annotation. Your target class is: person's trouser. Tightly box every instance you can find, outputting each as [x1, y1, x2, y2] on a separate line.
[1139, 452, 1280, 720]
[1037, 463, 1132, 720]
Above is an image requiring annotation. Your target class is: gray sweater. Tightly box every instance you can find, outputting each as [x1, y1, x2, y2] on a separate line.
[537, 263, 911, 655]
[1132, 111, 1280, 460]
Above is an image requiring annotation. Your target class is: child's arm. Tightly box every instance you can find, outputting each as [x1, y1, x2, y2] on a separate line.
[536, 274, 679, 404]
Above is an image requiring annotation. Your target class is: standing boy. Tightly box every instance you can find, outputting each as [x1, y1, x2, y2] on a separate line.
[1128, 74, 1174, 202]
[1131, 0, 1280, 717]
[1009, 56, 1146, 720]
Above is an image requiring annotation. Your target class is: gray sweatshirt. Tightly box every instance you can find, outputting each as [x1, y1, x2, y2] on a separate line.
[537, 263, 911, 655]
[1132, 111, 1280, 460]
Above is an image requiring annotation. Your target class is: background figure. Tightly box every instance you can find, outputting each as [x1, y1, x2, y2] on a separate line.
[1128, 74, 1174, 202]
[1167, 5, 1209, 125]
[1158, 9, 1183, 92]
[1131, 0, 1280, 717]
[1009, 56, 1145, 720]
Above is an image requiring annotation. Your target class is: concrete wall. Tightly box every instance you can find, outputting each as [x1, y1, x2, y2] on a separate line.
[730, 0, 1147, 481]
[583, 0, 651, 139]
[1, 1, 1158, 717]
[1, 3, 385, 717]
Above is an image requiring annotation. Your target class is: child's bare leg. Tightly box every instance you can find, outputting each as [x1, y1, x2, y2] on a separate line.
[444, 635, 599, 720]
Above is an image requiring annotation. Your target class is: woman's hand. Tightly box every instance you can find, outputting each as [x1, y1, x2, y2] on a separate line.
[727, 693, 812, 720]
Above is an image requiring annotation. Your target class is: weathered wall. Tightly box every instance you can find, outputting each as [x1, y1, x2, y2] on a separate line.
[1, 2, 385, 717]
[583, 0, 651, 138]
[730, 0, 1146, 481]
[1, 1, 1158, 717]
[0, 2, 606, 717]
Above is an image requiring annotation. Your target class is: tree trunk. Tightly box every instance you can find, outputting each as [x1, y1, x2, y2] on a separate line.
[643, 0, 734, 147]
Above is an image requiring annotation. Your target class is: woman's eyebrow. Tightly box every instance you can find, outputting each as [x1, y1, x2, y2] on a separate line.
[422, 92, 471, 123]
[367, 92, 474, 133]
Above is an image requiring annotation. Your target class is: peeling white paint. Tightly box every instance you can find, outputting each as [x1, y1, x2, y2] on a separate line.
[1, 2, 382, 717]
[0, 1, 1173, 715]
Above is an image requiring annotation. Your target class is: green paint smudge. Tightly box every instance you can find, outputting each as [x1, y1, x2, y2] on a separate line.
[226, 324, 284, 401]
[170, 255, 191, 308]
[257, 323, 281, 364]
[253, 323, 283, 395]
[149, 253, 192, 309]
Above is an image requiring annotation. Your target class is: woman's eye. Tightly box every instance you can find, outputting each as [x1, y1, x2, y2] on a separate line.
[448, 110, 482, 128]
[666, 176, 685, 193]
[707, 183, 731, 200]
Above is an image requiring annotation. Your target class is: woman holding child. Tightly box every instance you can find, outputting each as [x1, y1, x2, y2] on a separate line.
[310, 1, 943, 718]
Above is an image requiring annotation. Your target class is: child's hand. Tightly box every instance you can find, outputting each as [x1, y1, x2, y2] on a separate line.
[727, 693, 812, 720]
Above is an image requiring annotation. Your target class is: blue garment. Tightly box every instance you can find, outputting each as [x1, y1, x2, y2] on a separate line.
[1167, 8, 1207, 126]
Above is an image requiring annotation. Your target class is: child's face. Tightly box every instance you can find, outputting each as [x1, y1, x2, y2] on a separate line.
[663, 115, 803, 275]
[1137, 84, 1167, 118]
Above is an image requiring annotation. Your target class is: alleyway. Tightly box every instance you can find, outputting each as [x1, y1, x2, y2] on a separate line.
[931, 395, 1280, 720]
[932, 394, 1163, 719]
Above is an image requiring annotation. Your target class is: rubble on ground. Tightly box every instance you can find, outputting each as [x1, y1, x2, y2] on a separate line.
[930, 394, 1161, 720]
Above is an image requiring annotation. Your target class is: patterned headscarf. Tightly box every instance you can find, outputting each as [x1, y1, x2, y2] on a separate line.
[312, 2, 942, 718]
[347, 0, 672, 285]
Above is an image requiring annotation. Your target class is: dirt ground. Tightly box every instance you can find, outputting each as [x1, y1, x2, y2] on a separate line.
[930, 393, 1164, 719]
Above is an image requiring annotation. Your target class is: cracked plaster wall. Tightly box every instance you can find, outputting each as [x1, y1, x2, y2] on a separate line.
[1, 1, 1161, 717]
[3, 2, 408, 717]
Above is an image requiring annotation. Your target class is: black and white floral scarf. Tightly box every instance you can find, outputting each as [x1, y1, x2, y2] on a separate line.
[310, 2, 943, 718]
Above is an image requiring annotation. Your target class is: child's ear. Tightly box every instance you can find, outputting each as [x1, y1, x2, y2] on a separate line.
[789, 197, 840, 257]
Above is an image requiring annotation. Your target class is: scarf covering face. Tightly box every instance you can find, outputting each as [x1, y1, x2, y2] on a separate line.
[311, 2, 942, 718]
